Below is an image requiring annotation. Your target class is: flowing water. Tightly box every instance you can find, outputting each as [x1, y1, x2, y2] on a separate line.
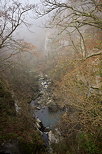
[35, 107, 64, 128]
[31, 73, 64, 129]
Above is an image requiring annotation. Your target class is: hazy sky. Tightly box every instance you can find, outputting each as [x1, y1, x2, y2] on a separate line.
[15, 0, 47, 51]
[16, 18, 47, 51]
[15, 0, 67, 51]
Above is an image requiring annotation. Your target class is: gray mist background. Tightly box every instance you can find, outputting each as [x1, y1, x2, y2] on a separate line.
[15, 0, 47, 51]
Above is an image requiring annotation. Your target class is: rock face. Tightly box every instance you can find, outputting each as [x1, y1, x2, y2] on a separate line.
[36, 118, 46, 132]
[48, 130, 60, 144]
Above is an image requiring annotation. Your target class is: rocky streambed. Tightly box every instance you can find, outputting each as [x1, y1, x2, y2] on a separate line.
[30, 73, 65, 148]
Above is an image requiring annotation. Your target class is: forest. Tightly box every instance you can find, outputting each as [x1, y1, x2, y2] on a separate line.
[0, 0, 102, 154]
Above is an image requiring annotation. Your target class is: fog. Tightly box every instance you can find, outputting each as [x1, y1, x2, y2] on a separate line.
[13, 0, 67, 51]
[0, 0, 102, 153]
[16, 18, 47, 51]
[15, 0, 48, 51]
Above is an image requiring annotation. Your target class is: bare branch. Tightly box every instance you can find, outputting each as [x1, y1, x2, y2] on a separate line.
[0, 0, 35, 49]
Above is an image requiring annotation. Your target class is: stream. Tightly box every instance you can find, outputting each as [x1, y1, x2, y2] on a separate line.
[0, 74, 64, 154]
[35, 107, 64, 128]
[31, 73, 65, 146]
[31, 73, 64, 129]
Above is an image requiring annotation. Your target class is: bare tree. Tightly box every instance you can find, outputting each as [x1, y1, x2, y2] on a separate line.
[37, 0, 102, 58]
[0, 0, 35, 49]
[39, 0, 102, 29]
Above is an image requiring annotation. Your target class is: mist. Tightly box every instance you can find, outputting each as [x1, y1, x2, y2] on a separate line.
[14, 0, 48, 51]
[16, 20, 46, 50]
[0, 0, 102, 153]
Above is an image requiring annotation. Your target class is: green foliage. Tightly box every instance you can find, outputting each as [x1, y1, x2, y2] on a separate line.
[52, 131, 102, 154]
[78, 132, 102, 154]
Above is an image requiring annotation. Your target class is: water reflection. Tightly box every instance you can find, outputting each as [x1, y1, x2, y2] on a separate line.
[35, 107, 64, 128]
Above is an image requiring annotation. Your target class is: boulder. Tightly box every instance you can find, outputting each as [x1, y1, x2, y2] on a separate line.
[44, 127, 50, 132]
[36, 118, 41, 123]
[36, 107, 40, 110]
[48, 131, 58, 143]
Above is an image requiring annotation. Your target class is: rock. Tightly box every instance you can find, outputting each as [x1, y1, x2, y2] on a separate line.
[42, 133, 49, 146]
[46, 100, 52, 105]
[36, 118, 46, 132]
[36, 118, 41, 123]
[41, 81, 47, 86]
[36, 118, 41, 128]
[36, 122, 41, 129]
[39, 121, 46, 132]
[42, 106, 45, 109]
[55, 128, 61, 136]
[44, 85, 48, 89]
[44, 127, 50, 132]
[15, 102, 21, 113]
[36, 107, 40, 110]
[48, 131, 58, 144]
